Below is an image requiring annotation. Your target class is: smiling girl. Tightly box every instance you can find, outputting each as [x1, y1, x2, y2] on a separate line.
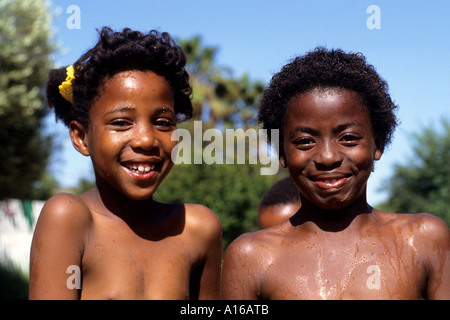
[29, 27, 222, 300]
[221, 48, 449, 300]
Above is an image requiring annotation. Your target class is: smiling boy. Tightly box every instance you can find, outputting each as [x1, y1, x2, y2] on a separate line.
[221, 48, 449, 300]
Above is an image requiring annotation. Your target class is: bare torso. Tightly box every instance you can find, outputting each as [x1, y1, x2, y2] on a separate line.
[222, 209, 449, 299]
[80, 206, 192, 299]
[29, 190, 222, 300]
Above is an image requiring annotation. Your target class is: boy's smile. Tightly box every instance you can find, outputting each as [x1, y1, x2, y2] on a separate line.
[281, 88, 382, 210]
[71, 70, 177, 200]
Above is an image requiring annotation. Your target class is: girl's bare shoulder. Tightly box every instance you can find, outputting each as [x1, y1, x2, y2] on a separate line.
[37, 192, 92, 231]
[156, 202, 222, 241]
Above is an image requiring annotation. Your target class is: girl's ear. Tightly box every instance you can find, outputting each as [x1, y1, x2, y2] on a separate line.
[69, 120, 90, 156]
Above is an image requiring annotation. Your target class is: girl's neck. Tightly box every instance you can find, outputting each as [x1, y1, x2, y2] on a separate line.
[84, 183, 155, 223]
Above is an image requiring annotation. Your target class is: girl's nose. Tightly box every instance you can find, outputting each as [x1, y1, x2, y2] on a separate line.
[131, 124, 159, 150]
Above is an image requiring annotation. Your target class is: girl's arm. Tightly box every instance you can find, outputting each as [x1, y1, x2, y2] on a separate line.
[29, 193, 91, 300]
[187, 205, 223, 300]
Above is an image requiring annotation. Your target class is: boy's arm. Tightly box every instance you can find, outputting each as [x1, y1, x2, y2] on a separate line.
[29, 193, 90, 300]
[221, 234, 261, 300]
[188, 205, 223, 300]
[418, 214, 450, 299]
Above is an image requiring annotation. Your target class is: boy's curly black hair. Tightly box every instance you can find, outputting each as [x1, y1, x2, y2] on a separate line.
[258, 47, 398, 148]
[46, 27, 192, 128]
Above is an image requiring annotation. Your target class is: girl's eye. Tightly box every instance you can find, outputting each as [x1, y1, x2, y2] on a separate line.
[154, 118, 175, 130]
[109, 119, 131, 128]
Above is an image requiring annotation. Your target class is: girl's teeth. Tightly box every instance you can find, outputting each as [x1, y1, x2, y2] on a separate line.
[127, 164, 155, 173]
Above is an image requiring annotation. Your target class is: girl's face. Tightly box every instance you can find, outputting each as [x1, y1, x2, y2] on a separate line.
[71, 70, 177, 200]
[280, 88, 383, 210]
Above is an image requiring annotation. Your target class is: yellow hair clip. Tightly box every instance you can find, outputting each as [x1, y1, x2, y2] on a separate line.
[58, 65, 75, 104]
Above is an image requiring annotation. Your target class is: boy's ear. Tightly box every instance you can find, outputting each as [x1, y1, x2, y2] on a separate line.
[69, 120, 90, 156]
[279, 142, 287, 168]
[374, 136, 384, 161]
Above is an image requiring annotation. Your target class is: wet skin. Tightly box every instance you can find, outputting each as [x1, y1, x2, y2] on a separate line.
[222, 88, 450, 299]
[29, 71, 222, 299]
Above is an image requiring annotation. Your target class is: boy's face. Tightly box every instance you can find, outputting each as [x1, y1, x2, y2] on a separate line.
[280, 88, 382, 210]
[70, 70, 177, 200]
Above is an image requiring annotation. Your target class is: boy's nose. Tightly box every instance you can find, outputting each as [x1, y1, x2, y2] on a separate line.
[314, 142, 343, 169]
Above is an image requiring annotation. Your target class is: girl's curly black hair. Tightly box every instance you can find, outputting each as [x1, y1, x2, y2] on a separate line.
[46, 27, 193, 128]
[258, 47, 398, 148]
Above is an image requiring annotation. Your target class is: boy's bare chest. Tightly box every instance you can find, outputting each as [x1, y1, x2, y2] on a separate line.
[80, 220, 195, 299]
[261, 236, 426, 299]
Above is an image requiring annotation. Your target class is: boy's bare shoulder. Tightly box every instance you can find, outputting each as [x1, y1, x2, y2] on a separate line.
[374, 210, 449, 244]
[225, 222, 288, 260]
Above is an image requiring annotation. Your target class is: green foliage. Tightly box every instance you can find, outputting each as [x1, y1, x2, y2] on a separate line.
[153, 37, 281, 249]
[154, 162, 283, 249]
[178, 37, 264, 129]
[0, 0, 55, 199]
[381, 119, 450, 225]
[0, 264, 29, 300]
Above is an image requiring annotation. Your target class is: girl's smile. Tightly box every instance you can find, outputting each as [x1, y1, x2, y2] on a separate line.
[71, 70, 177, 200]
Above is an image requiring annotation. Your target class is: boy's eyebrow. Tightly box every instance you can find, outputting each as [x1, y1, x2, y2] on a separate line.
[290, 126, 319, 135]
[332, 121, 362, 133]
[290, 121, 362, 135]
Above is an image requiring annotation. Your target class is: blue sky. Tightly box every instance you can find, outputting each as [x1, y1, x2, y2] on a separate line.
[45, 0, 450, 206]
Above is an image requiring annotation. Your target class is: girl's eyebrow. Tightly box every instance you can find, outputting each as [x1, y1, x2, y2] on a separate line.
[104, 106, 135, 117]
[103, 106, 175, 117]
[156, 107, 175, 115]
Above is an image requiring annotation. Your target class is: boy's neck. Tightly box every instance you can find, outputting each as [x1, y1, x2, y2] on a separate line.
[290, 196, 375, 234]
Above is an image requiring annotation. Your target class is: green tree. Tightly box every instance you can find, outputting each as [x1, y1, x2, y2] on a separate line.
[155, 37, 284, 249]
[178, 36, 264, 129]
[154, 163, 283, 249]
[380, 119, 450, 225]
[0, 0, 55, 200]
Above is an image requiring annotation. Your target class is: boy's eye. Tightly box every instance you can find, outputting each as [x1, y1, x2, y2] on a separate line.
[340, 134, 361, 145]
[293, 137, 316, 149]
